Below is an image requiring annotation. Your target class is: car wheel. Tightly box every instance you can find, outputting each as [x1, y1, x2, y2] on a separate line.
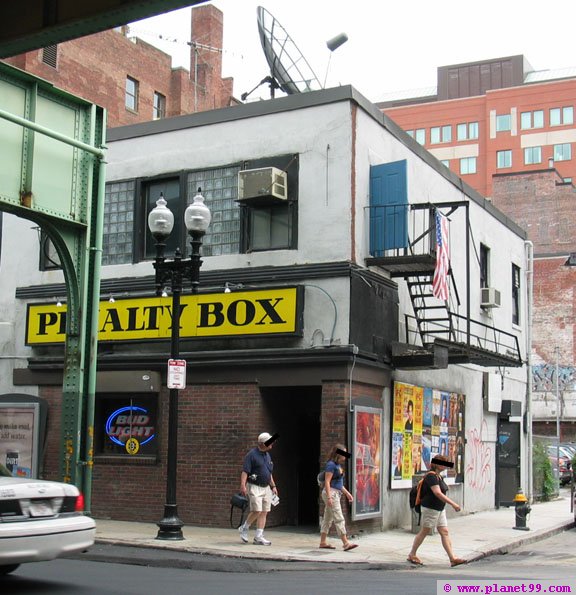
[0, 564, 20, 575]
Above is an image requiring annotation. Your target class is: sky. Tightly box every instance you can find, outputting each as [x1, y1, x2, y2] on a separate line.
[129, 1, 576, 103]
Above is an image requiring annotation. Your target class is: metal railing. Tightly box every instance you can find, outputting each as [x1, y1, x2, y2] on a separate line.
[404, 311, 522, 362]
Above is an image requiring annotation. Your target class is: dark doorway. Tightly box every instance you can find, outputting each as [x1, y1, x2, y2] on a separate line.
[496, 420, 521, 506]
[261, 386, 321, 526]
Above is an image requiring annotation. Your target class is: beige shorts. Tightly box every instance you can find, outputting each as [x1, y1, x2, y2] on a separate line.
[247, 483, 272, 512]
[421, 506, 448, 529]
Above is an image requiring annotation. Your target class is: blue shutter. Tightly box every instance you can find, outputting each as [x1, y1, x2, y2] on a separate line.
[369, 160, 408, 256]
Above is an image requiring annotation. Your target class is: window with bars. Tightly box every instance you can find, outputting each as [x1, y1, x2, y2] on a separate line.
[42, 45, 58, 68]
[102, 181, 136, 265]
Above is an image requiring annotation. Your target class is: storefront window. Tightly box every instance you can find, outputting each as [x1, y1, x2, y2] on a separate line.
[94, 394, 158, 457]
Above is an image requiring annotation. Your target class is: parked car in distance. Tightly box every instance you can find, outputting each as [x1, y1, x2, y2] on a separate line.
[0, 463, 95, 575]
[546, 444, 572, 485]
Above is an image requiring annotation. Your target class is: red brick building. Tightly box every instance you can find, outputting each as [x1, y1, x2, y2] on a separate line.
[379, 56, 576, 198]
[2, 4, 236, 128]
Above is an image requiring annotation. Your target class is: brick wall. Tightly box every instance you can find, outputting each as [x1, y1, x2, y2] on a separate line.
[39, 377, 387, 531]
[492, 170, 576, 254]
[492, 170, 576, 368]
[321, 381, 383, 535]
[2, 5, 234, 128]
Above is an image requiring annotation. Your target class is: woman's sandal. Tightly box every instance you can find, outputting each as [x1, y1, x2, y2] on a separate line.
[450, 558, 467, 567]
[343, 543, 358, 551]
[319, 544, 336, 549]
[407, 555, 424, 565]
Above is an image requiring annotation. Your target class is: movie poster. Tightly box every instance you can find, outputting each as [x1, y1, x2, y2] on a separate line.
[391, 382, 465, 489]
[352, 406, 382, 519]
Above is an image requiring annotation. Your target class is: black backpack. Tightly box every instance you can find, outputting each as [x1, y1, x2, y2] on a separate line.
[409, 471, 435, 523]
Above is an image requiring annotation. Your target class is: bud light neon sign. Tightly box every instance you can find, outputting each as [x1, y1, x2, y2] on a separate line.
[105, 406, 156, 446]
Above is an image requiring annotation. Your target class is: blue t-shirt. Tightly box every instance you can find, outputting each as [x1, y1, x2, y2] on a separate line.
[243, 447, 273, 486]
[325, 460, 344, 490]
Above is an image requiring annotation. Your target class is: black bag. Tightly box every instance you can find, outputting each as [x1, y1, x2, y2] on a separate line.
[230, 493, 249, 529]
[409, 471, 435, 525]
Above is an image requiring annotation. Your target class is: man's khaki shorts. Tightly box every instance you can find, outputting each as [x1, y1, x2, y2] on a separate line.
[247, 483, 272, 512]
[421, 506, 448, 529]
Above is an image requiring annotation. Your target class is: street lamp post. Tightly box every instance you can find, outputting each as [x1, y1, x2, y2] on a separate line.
[148, 189, 211, 540]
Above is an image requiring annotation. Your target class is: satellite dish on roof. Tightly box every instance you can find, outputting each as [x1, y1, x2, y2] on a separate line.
[241, 6, 322, 100]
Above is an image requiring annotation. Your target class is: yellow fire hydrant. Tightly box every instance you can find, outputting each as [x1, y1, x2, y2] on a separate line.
[513, 488, 531, 531]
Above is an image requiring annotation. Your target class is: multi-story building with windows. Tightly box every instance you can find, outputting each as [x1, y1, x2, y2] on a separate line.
[2, 4, 236, 127]
[1, 59, 530, 526]
[379, 55, 576, 444]
[378, 55, 576, 198]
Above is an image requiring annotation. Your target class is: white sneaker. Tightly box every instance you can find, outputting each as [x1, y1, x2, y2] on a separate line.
[239, 524, 248, 543]
[253, 535, 271, 546]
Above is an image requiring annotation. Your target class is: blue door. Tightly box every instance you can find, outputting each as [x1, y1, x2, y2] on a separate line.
[369, 160, 408, 256]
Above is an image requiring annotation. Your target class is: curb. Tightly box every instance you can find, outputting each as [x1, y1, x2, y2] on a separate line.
[464, 520, 575, 564]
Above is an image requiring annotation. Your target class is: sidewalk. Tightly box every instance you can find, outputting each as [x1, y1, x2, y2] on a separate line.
[94, 493, 575, 569]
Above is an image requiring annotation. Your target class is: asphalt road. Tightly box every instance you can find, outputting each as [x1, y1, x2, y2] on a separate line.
[2, 528, 575, 595]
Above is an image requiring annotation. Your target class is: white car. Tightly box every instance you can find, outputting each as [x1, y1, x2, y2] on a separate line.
[0, 463, 96, 575]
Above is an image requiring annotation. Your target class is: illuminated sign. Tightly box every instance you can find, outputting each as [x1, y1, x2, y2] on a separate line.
[105, 405, 156, 454]
[26, 286, 303, 345]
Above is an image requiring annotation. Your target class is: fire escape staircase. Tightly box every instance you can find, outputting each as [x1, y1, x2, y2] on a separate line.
[366, 201, 523, 370]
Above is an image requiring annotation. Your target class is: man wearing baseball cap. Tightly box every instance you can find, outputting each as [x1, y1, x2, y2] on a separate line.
[238, 432, 279, 545]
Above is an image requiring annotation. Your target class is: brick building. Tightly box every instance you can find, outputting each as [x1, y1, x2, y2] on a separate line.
[493, 170, 576, 440]
[378, 55, 576, 198]
[377, 55, 576, 443]
[2, 74, 528, 527]
[2, 4, 236, 128]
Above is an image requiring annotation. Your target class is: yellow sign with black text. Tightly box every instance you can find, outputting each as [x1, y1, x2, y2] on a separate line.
[26, 287, 303, 345]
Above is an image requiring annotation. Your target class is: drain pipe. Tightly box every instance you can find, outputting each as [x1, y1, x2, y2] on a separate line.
[525, 240, 534, 502]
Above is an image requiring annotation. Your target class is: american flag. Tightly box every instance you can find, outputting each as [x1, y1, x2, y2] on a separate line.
[432, 212, 450, 300]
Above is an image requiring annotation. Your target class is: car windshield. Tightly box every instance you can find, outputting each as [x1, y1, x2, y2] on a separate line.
[0, 463, 12, 477]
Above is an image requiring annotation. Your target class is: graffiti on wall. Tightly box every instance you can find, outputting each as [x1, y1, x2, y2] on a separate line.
[532, 363, 576, 392]
[465, 420, 492, 492]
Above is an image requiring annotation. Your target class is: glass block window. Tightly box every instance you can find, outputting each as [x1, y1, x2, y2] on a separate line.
[102, 181, 135, 265]
[187, 166, 241, 256]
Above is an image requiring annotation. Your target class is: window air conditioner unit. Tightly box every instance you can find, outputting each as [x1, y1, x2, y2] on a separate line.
[238, 167, 287, 204]
[480, 287, 501, 308]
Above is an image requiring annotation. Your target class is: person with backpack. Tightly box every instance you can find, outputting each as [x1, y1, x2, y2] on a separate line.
[318, 444, 358, 551]
[406, 454, 466, 567]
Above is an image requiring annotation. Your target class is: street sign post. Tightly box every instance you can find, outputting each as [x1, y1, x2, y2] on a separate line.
[167, 359, 187, 390]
